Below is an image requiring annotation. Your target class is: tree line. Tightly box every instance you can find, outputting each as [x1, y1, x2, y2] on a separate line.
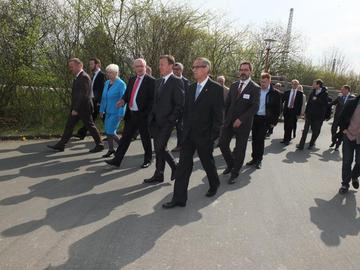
[1, 0, 359, 132]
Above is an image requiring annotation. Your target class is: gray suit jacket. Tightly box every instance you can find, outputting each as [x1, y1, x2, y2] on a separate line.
[224, 80, 261, 132]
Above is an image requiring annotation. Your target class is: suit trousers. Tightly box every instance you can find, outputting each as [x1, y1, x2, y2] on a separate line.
[175, 114, 183, 147]
[151, 123, 177, 176]
[59, 112, 102, 146]
[251, 115, 267, 162]
[298, 118, 323, 147]
[219, 125, 251, 176]
[283, 110, 297, 143]
[77, 99, 101, 138]
[173, 134, 219, 203]
[342, 135, 360, 188]
[113, 111, 152, 165]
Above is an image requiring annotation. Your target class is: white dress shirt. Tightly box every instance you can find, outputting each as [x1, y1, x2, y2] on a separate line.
[288, 89, 297, 108]
[130, 74, 145, 111]
[196, 76, 210, 96]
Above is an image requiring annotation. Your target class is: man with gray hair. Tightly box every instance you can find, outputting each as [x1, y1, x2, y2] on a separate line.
[47, 58, 104, 152]
[172, 62, 190, 152]
[163, 57, 223, 208]
[217, 75, 229, 102]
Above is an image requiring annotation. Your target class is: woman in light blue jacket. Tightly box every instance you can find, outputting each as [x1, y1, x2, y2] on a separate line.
[100, 64, 126, 157]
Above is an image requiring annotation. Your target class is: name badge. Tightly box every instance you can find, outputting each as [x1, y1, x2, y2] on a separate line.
[243, 94, 250, 99]
[313, 96, 317, 100]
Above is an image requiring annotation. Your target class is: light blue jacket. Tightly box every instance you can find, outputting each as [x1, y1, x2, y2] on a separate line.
[100, 78, 126, 117]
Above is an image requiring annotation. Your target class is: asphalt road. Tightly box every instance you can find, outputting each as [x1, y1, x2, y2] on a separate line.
[0, 120, 359, 270]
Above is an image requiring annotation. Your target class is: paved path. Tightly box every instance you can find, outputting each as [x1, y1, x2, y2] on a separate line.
[0, 121, 359, 270]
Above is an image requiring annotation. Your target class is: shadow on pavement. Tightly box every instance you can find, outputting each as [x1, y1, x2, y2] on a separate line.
[309, 191, 360, 246]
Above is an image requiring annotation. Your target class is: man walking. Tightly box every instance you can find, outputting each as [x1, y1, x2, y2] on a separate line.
[297, 79, 328, 150]
[330, 85, 354, 150]
[338, 95, 360, 194]
[219, 61, 260, 184]
[75, 58, 106, 140]
[246, 73, 281, 169]
[163, 57, 223, 208]
[143, 55, 184, 184]
[47, 58, 103, 152]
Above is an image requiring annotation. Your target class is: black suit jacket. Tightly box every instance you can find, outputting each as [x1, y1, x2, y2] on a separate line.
[71, 70, 93, 115]
[182, 77, 190, 95]
[339, 96, 360, 132]
[224, 80, 261, 131]
[305, 88, 329, 121]
[92, 71, 106, 103]
[123, 74, 155, 119]
[182, 78, 224, 143]
[332, 94, 356, 122]
[282, 90, 303, 117]
[264, 85, 282, 126]
[149, 74, 184, 127]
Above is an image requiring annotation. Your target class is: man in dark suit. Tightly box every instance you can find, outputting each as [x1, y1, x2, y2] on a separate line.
[104, 58, 155, 168]
[171, 62, 190, 152]
[297, 79, 329, 150]
[143, 55, 184, 184]
[330, 85, 355, 150]
[75, 58, 106, 140]
[163, 57, 224, 208]
[219, 61, 260, 184]
[246, 73, 281, 169]
[337, 95, 360, 194]
[281, 79, 303, 145]
[47, 58, 104, 152]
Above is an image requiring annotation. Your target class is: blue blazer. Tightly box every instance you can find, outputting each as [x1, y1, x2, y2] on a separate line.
[100, 78, 126, 117]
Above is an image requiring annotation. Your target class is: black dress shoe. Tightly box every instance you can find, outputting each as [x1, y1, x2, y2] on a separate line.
[352, 178, 359, 189]
[205, 187, 218, 197]
[162, 201, 186, 209]
[280, 140, 290, 145]
[222, 167, 232, 175]
[296, 144, 304, 150]
[334, 147, 339, 151]
[73, 134, 85, 140]
[307, 144, 315, 150]
[228, 174, 238, 184]
[89, 144, 104, 153]
[144, 175, 164, 184]
[105, 159, 120, 167]
[246, 159, 256, 166]
[339, 186, 348, 194]
[255, 162, 262, 169]
[329, 142, 335, 148]
[102, 150, 115, 158]
[141, 161, 151, 168]
[47, 144, 64, 152]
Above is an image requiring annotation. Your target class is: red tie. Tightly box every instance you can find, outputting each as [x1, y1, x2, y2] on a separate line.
[129, 76, 141, 108]
[237, 82, 244, 98]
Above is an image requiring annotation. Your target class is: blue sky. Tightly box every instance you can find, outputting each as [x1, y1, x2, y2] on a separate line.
[171, 0, 360, 73]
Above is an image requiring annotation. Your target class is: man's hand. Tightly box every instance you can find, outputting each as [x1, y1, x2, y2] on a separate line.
[233, 118, 242, 128]
[343, 129, 348, 134]
[100, 112, 104, 119]
[116, 99, 125, 108]
[71, 110, 78, 116]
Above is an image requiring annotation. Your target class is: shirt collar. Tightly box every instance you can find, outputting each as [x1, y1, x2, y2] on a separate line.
[239, 77, 251, 85]
[76, 69, 83, 78]
[163, 72, 173, 83]
[197, 76, 209, 87]
[261, 85, 270, 92]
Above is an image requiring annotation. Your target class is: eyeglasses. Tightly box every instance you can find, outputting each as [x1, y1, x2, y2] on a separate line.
[192, 65, 207, 70]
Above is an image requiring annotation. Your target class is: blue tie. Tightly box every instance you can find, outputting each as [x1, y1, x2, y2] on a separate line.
[195, 84, 202, 100]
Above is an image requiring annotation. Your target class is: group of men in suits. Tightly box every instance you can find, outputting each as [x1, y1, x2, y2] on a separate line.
[47, 54, 359, 205]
